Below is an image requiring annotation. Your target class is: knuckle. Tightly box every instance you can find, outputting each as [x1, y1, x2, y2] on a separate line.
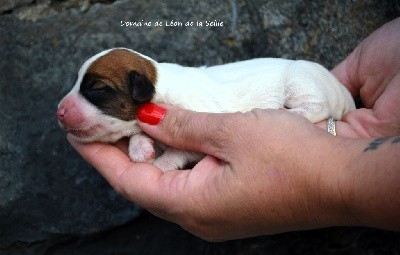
[204, 114, 236, 150]
[164, 109, 193, 142]
[160, 109, 253, 158]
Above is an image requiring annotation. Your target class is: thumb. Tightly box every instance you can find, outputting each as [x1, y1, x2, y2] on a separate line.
[330, 46, 360, 98]
[136, 103, 234, 160]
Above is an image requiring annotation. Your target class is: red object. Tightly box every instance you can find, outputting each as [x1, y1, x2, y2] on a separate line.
[136, 103, 166, 125]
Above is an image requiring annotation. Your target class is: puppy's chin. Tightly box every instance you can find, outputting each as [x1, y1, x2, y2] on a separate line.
[67, 120, 142, 144]
[67, 129, 125, 143]
[67, 125, 103, 143]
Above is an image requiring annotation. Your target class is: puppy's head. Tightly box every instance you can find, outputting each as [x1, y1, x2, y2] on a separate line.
[57, 48, 157, 142]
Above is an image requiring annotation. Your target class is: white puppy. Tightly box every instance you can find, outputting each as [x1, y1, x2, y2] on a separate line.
[57, 48, 355, 171]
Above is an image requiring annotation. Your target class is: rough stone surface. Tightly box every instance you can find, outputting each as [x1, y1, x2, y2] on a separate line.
[0, 0, 399, 253]
[0, 0, 32, 13]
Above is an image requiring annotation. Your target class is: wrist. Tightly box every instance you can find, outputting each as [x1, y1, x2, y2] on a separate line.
[337, 137, 400, 231]
[264, 132, 362, 232]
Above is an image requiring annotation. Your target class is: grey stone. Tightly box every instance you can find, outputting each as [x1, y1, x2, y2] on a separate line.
[0, 0, 399, 253]
[0, 0, 33, 13]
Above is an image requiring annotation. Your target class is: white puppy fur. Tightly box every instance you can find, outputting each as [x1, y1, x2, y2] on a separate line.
[58, 48, 355, 171]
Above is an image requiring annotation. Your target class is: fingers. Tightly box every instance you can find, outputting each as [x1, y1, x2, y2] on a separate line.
[331, 47, 361, 98]
[315, 119, 359, 138]
[137, 104, 238, 160]
[67, 134, 164, 207]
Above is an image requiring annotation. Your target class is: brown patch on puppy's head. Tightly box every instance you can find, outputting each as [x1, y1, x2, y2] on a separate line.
[79, 49, 157, 121]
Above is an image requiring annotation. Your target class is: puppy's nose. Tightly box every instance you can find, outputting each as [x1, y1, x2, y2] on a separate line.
[57, 108, 66, 122]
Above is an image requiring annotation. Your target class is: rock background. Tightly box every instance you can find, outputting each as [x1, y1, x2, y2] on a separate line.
[1, 0, 399, 254]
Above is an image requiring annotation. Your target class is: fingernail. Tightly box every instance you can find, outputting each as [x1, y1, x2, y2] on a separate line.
[136, 103, 166, 125]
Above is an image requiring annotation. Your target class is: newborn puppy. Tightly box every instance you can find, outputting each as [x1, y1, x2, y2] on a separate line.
[57, 48, 355, 171]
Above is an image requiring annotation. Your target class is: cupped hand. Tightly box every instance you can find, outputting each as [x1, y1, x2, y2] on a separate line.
[66, 18, 400, 241]
[320, 17, 400, 138]
[69, 106, 359, 241]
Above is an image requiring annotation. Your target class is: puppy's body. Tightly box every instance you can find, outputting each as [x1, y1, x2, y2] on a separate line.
[155, 58, 353, 121]
[57, 48, 355, 171]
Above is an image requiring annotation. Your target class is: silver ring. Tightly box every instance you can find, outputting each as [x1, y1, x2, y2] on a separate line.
[327, 117, 336, 136]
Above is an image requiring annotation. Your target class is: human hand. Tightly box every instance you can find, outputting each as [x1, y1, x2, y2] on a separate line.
[69, 105, 362, 241]
[317, 18, 400, 138]
[67, 19, 400, 240]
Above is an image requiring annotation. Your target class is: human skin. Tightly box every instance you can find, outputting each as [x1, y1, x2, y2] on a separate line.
[68, 106, 400, 241]
[316, 17, 400, 138]
[67, 18, 400, 241]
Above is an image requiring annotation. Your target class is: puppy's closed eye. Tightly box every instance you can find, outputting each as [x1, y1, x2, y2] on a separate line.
[85, 85, 114, 97]
[80, 73, 116, 104]
[82, 84, 114, 103]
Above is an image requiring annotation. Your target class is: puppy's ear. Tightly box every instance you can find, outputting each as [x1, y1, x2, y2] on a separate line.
[128, 71, 155, 103]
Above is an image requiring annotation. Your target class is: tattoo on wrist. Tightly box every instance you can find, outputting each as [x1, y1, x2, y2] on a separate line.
[364, 136, 400, 152]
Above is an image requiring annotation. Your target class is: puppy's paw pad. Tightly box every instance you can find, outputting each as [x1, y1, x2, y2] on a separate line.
[129, 138, 155, 163]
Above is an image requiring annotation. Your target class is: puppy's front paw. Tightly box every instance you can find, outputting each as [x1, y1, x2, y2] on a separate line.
[153, 149, 204, 172]
[129, 135, 155, 164]
[153, 158, 181, 172]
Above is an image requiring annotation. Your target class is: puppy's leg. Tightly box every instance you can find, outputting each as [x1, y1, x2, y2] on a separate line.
[154, 148, 204, 171]
[284, 61, 332, 123]
[129, 133, 155, 163]
[285, 98, 330, 123]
